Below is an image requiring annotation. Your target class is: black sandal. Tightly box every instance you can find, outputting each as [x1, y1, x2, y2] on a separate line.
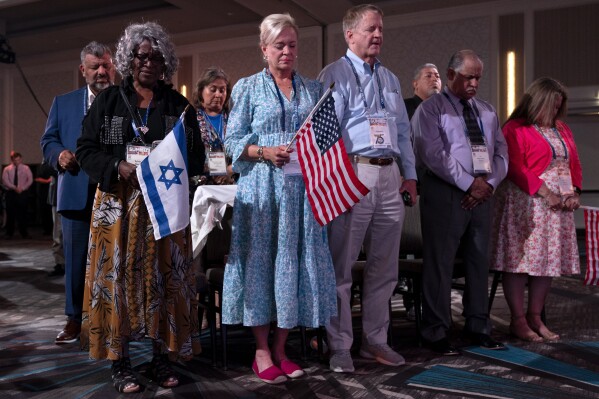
[150, 354, 179, 388]
[111, 357, 140, 393]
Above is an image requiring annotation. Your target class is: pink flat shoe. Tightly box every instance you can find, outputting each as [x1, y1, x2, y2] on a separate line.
[252, 360, 287, 384]
[278, 359, 305, 378]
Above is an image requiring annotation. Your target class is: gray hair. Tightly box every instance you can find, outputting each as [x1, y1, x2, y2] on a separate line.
[342, 4, 383, 33]
[115, 21, 178, 80]
[80, 41, 112, 64]
[259, 14, 299, 47]
[447, 49, 483, 72]
[413, 63, 438, 80]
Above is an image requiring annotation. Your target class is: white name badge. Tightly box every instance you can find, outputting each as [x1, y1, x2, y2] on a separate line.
[471, 144, 492, 174]
[126, 144, 151, 167]
[208, 151, 227, 176]
[557, 163, 574, 196]
[368, 116, 392, 148]
[283, 148, 302, 176]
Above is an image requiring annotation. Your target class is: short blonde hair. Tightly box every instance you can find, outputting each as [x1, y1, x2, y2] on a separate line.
[342, 4, 383, 33]
[259, 13, 298, 47]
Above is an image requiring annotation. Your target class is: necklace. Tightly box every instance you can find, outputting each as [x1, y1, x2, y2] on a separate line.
[136, 97, 153, 134]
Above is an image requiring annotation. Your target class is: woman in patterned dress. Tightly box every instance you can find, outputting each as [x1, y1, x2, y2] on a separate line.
[76, 22, 204, 393]
[222, 13, 337, 384]
[490, 77, 582, 342]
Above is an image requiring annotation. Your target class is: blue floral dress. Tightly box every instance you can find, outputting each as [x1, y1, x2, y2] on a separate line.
[222, 69, 337, 329]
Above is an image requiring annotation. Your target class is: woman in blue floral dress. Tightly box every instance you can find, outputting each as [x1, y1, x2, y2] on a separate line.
[222, 13, 337, 384]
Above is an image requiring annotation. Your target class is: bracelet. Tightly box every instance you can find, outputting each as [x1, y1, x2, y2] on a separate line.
[115, 159, 122, 181]
[574, 187, 582, 196]
[257, 146, 264, 162]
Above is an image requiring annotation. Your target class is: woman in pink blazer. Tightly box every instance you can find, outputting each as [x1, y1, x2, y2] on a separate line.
[491, 77, 582, 342]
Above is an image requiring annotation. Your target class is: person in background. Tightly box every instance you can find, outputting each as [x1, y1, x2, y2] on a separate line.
[222, 13, 337, 384]
[34, 160, 54, 236]
[404, 63, 442, 120]
[193, 66, 235, 185]
[400, 62, 441, 321]
[34, 160, 65, 277]
[412, 49, 508, 356]
[318, 4, 417, 373]
[491, 77, 582, 342]
[76, 22, 204, 393]
[47, 171, 65, 277]
[1, 151, 33, 239]
[41, 41, 115, 345]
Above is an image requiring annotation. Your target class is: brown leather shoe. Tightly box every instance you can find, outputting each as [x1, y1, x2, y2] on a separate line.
[55, 320, 81, 344]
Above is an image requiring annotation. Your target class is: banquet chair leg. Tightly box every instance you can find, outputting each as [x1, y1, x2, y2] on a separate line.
[387, 299, 394, 347]
[488, 271, 501, 313]
[221, 323, 228, 371]
[208, 289, 218, 367]
[299, 326, 307, 360]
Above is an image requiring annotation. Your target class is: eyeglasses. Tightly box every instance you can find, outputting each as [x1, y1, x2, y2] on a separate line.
[134, 52, 165, 64]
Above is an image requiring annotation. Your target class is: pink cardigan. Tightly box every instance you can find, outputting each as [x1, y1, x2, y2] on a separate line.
[503, 118, 582, 196]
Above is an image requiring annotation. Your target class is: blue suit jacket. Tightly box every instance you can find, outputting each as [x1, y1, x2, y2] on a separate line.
[41, 87, 91, 212]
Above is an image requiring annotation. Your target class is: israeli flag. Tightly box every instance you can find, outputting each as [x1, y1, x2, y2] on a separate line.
[137, 112, 189, 240]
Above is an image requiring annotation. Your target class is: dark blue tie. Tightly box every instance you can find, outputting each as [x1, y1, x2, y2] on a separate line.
[13, 164, 18, 186]
[460, 99, 485, 145]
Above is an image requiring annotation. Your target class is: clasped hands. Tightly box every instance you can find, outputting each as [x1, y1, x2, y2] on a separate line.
[538, 184, 580, 212]
[462, 176, 493, 210]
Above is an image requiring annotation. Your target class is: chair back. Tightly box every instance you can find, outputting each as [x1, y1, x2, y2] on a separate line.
[400, 198, 423, 258]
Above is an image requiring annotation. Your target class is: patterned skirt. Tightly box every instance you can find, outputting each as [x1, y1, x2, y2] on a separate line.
[490, 160, 580, 277]
[80, 182, 201, 360]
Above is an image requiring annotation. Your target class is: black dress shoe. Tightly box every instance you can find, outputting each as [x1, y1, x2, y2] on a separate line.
[469, 333, 506, 350]
[429, 338, 460, 356]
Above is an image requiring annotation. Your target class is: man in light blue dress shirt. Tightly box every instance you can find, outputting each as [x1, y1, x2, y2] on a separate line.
[318, 4, 417, 373]
[412, 49, 508, 355]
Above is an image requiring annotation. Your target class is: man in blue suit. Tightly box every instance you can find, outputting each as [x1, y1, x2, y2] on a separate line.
[41, 41, 115, 344]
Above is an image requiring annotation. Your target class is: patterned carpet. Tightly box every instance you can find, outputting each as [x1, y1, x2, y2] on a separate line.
[2, 231, 599, 398]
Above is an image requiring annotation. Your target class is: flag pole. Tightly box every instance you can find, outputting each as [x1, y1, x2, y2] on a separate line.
[285, 82, 335, 152]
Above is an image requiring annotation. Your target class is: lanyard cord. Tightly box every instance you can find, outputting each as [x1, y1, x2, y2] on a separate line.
[202, 110, 225, 149]
[269, 70, 299, 132]
[344, 55, 385, 111]
[534, 124, 568, 160]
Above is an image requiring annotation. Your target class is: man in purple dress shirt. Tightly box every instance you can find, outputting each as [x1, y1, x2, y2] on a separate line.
[412, 49, 509, 355]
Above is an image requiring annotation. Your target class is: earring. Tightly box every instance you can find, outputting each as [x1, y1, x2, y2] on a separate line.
[263, 55, 268, 61]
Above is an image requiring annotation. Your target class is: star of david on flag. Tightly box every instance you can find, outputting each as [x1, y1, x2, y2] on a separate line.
[137, 110, 190, 240]
[158, 160, 184, 189]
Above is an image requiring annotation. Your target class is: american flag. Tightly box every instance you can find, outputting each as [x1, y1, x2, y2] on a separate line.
[583, 206, 599, 285]
[296, 89, 369, 226]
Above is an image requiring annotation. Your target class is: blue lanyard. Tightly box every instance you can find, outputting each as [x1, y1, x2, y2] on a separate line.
[442, 92, 486, 137]
[269, 70, 299, 132]
[344, 55, 385, 111]
[130, 98, 153, 139]
[534, 124, 568, 160]
[203, 110, 224, 148]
